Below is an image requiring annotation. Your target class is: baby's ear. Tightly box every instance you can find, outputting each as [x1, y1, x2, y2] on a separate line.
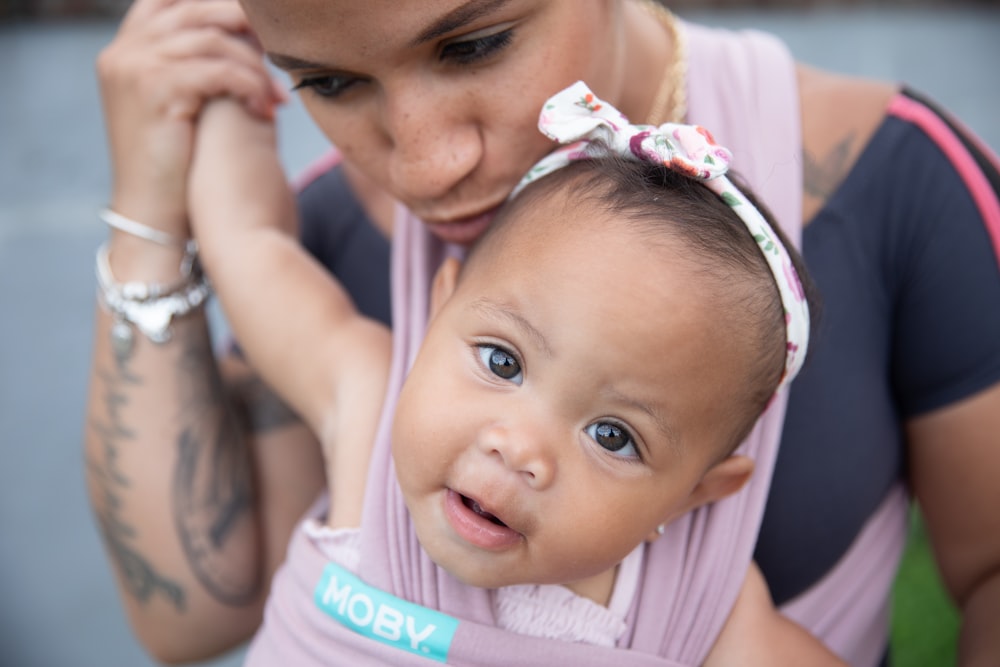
[688, 454, 754, 509]
[646, 455, 754, 542]
[430, 257, 462, 318]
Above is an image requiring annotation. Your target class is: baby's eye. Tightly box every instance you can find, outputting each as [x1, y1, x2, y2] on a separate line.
[477, 344, 522, 384]
[292, 74, 360, 99]
[586, 422, 639, 459]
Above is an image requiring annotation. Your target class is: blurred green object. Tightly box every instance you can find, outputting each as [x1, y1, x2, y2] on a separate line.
[890, 507, 960, 666]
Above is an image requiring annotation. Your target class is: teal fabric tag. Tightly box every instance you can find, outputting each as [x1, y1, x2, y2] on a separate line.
[314, 562, 459, 663]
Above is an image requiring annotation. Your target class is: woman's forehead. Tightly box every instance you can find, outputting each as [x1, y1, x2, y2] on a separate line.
[243, 0, 538, 51]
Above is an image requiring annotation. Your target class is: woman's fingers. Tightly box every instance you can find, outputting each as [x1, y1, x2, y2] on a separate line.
[108, 0, 267, 101]
[96, 0, 280, 232]
[153, 28, 280, 115]
[160, 52, 280, 120]
[122, 0, 250, 37]
[116, 0, 178, 25]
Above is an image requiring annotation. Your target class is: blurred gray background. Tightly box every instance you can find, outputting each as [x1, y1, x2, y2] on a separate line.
[1, 3, 998, 666]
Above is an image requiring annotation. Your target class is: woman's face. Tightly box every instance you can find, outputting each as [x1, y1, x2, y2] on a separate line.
[240, 0, 626, 244]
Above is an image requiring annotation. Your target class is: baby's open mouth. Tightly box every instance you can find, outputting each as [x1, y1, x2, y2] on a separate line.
[444, 489, 522, 550]
[461, 494, 508, 528]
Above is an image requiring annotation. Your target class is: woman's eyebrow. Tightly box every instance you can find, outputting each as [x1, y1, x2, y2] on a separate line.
[266, 0, 512, 70]
[411, 0, 512, 47]
[266, 53, 328, 71]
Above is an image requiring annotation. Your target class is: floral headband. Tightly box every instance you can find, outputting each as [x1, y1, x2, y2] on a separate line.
[512, 81, 810, 391]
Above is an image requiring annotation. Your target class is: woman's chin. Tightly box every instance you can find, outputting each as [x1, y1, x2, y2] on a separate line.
[424, 210, 498, 246]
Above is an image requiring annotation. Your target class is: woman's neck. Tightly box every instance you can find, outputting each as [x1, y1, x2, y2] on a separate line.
[618, 0, 682, 125]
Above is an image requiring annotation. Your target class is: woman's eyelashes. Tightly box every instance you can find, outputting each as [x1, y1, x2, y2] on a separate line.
[291, 74, 359, 99]
[290, 28, 513, 99]
[586, 422, 641, 461]
[477, 343, 523, 385]
[440, 28, 514, 65]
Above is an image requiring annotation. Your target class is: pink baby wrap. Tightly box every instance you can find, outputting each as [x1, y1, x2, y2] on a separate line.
[245, 21, 908, 666]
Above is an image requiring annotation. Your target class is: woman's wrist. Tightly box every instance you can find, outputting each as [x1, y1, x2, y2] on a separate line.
[101, 202, 195, 283]
[106, 232, 193, 284]
[109, 187, 191, 241]
[96, 218, 211, 349]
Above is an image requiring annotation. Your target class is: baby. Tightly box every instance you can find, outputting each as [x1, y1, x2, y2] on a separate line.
[185, 82, 837, 664]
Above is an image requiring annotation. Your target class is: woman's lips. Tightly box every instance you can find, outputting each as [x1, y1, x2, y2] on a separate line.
[443, 489, 522, 550]
[424, 209, 498, 246]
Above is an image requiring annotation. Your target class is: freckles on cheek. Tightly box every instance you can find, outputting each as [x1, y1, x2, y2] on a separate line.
[299, 102, 361, 153]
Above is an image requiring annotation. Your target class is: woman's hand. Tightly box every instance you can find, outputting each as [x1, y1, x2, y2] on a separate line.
[96, 0, 284, 237]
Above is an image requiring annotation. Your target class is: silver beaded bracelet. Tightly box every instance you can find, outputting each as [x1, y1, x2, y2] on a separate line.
[95, 210, 211, 356]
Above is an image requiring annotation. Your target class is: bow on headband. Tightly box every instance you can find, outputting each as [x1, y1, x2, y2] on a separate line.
[512, 81, 810, 392]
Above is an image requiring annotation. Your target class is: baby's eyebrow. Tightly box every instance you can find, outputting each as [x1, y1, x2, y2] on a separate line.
[411, 0, 512, 47]
[470, 298, 552, 358]
[603, 388, 681, 456]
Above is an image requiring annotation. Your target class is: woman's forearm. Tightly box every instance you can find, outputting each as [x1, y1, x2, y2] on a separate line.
[85, 276, 266, 660]
[88, 0, 304, 655]
[958, 569, 1000, 667]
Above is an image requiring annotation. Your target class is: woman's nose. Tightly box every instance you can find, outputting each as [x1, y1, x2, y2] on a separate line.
[477, 422, 555, 490]
[382, 83, 483, 206]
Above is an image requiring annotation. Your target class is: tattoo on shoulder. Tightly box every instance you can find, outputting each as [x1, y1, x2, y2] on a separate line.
[173, 327, 261, 606]
[803, 132, 856, 201]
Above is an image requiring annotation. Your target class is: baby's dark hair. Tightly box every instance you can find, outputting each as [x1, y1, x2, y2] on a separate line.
[473, 156, 820, 455]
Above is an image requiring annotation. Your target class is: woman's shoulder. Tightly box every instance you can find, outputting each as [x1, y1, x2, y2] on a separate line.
[796, 64, 899, 223]
[799, 63, 999, 227]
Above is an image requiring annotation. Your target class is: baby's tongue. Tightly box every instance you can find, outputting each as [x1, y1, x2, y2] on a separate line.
[468, 497, 506, 527]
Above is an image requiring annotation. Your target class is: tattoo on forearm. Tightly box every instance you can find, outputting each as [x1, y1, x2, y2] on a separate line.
[231, 375, 301, 434]
[803, 133, 856, 201]
[88, 321, 263, 610]
[173, 327, 260, 606]
[88, 357, 186, 610]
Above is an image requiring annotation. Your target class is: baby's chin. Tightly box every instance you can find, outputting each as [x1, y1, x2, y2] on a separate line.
[406, 517, 528, 591]
[415, 537, 591, 593]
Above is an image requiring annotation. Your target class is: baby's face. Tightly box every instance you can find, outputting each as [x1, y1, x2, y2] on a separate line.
[392, 193, 752, 597]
